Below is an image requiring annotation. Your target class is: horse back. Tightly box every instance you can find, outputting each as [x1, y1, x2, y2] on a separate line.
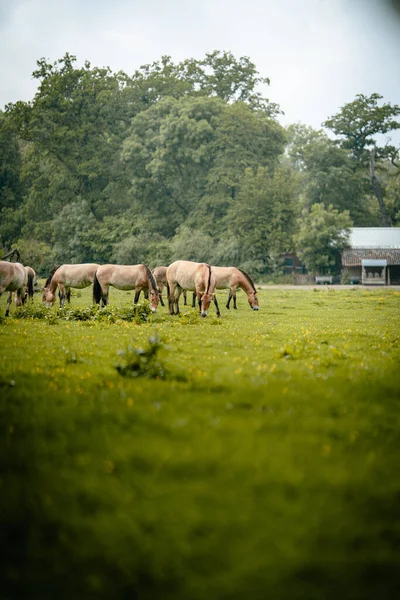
[152, 266, 167, 286]
[96, 264, 146, 289]
[0, 261, 26, 291]
[58, 263, 100, 287]
[212, 266, 236, 289]
[168, 260, 214, 293]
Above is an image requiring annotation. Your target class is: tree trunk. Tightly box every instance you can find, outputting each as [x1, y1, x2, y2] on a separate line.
[370, 148, 391, 226]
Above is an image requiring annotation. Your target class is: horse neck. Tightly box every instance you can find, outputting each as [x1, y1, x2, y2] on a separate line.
[239, 275, 255, 296]
[48, 278, 58, 293]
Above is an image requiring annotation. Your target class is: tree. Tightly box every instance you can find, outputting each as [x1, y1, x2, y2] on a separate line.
[286, 124, 368, 224]
[127, 50, 281, 116]
[294, 203, 352, 274]
[5, 54, 130, 219]
[122, 96, 286, 238]
[0, 113, 23, 211]
[226, 166, 298, 274]
[3, 50, 285, 264]
[324, 94, 400, 226]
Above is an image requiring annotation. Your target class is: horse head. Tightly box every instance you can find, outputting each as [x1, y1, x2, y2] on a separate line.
[248, 290, 260, 311]
[42, 287, 56, 307]
[200, 292, 213, 317]
[148, 288, 160, 313]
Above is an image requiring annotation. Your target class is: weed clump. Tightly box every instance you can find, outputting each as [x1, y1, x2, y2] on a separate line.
[116, 335, 168, 379]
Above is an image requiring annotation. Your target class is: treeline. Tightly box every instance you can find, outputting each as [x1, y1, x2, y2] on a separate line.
[1, 51, 399, 276]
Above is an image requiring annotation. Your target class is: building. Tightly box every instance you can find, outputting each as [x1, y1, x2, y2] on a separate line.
[342, 228, 400, 285]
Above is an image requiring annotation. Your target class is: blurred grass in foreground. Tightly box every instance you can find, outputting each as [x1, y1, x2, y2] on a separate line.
[1, 287, 400, 599]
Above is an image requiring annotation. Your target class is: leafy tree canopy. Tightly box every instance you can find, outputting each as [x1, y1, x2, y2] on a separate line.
[294, 203, 352, 274]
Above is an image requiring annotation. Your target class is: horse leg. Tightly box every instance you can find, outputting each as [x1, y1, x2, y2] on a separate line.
[197, 292, 203, 313]
[174, 288, 182, 315]
[192, 292, 196, 308]
[158, 293, 165, 307]
[15, 288, 25, 308]
[5, 291, 12, 317]
[58, 283, 67, 308]
[230, 285, 238, 310]
[213, 295, 221, 318]
[168, 283, 176, 315]
[66, 289, 71, 304]
[226, 291, 233, 310]
[183, 290, 187, 306]
[102, 286, 109, 307]
[134, 289, 142, 303]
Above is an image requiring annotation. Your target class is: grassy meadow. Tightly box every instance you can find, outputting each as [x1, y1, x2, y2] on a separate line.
[1, 285, 400, 599]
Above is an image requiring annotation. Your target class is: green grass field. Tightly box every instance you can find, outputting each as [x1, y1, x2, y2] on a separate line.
[1, 286, 400, 599]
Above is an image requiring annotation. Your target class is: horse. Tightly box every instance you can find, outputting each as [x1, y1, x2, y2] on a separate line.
[166, 260, 219, 318]
[42, 263, 100, 307]
[93, 264, 160, 312]
[151, 266, 167, 307]
[153, 266, 191, 307]
[213, 266, 259, 310]
[188, 266, 260, 311]
[0, 261, 36, 316]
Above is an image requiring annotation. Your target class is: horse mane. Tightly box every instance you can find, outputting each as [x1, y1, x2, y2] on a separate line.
[205, 264, 212, 295]
[238, 268, 257, 292]
[44, 265, 60, 288]
[144, 264, 158, 293]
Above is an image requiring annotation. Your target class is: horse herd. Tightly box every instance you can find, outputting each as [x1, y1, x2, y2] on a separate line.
[0, 260, 259, 318]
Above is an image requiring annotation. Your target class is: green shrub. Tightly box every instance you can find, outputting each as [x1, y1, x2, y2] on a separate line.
[116, 334, 168, 378]
[341, 269, 351, 285]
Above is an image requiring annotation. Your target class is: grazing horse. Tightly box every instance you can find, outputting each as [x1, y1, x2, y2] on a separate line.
[151, 266, 167, 307]
[166, 260, 219, 318]
[93, 264, 159, 312]
[0, 261, 35, 316]
[152, 266, 188, 307]
[42, 263, 100, 307]
[188, 267, 260, 311]
[213, 266, 259, 310]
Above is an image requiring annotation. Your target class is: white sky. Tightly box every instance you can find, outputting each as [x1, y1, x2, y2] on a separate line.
[0, 0, 399, 138]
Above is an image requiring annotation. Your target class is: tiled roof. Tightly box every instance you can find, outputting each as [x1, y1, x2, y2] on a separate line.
[342, 249, 400, 266]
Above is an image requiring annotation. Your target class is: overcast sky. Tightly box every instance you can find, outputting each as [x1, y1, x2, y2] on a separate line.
[1, 0, 399, 136]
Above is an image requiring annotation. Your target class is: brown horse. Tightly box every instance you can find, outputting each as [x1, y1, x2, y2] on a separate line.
[152, 266, 167, 307]
[0, 261, 36, 316]
[42, 263, 100, 307]
[166, 260, 219, 318]
[213, 266, 259, 310]
[93, 264, 160, 312]
[188, 266, 260, 311]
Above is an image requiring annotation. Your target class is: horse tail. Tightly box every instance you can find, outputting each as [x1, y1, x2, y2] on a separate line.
[27, 270, 34, 299]
[238, 268, 257, 292]
[93, 271, 102, 304]
[44, 264, 60, 289]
